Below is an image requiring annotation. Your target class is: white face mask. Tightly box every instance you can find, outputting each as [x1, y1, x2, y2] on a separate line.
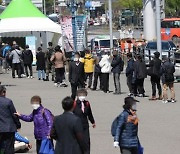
[32, 104, 40, 110]
[78, 96, 86, 102]
[74, 58, 79, 62]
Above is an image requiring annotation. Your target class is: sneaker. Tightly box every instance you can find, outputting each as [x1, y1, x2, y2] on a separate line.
[171, 99, 175, 103]
[27, 76, 30, 79]
[21, 74, 26, 78]
[162, 100, 168, 104]
[54, 83, 58, 87]
[128, 93, 134, 97]
[30, 76, 33, 79]
[138, 94, 144, 97]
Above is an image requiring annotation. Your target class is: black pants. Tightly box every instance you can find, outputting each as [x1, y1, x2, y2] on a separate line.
[85, 73, 93, 88]
[12, 63, 21, 78]
[71, 82, 84, 100]
[136, 78, 145, 95]
[127, 75, 134, 94]
[93, 72, 102, 90]
[120, 147, 138, 154]
[0, 132, 15, 154]
[151, 75, 162, 97]
[20, 62, 25, 74]
[83, 128, 90, 154]
[55, 68, 65, 83]
[36, 139, 42, 154]
[101, 73, 109, 92]
[24, 64, 33, 77]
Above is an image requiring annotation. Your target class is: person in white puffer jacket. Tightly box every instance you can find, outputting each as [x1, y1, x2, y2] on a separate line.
[99, 52, 111, 93]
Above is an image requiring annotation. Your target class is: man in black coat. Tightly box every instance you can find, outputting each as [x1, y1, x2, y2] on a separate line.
[22, 45, 33, 78]
[162, 56, 176, 103]
[69, 52, 85, 100]
[111, 51, 123, 95]
[74, 89, 96, 154]
[0, 85, 21, 154]
[50, 97, 88, 154]
[126, 53, 135, 96]
[134, 55, 147, 97]
[148, 52, 162, 100]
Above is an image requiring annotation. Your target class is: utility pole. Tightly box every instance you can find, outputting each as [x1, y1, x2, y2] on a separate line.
[108, 0, 113, 53]
[53, 0, 56, 13]
[43, 0, 46, 15]
[156, 0, 162, 59]
[143, 0, 156, 41]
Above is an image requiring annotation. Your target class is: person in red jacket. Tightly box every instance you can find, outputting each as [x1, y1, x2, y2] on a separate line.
[73, 88, 96, 154]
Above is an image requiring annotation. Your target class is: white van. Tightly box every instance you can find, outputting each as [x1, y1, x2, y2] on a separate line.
[91, 35, 120, 52]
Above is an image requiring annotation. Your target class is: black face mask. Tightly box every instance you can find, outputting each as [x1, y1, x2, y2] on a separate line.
[113, 55, 117, 57]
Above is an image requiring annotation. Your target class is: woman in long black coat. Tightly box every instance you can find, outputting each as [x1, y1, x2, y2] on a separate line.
[36, 47, 46, 80]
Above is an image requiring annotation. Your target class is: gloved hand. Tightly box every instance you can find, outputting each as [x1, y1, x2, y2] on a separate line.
[113, 141, 119, 148]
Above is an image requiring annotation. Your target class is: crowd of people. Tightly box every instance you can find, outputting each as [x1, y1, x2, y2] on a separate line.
[0, 40, 177, 154]
[0, 41, 177, 102]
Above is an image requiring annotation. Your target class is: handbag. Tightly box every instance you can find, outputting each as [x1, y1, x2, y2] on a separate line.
[39, 139, 54, 154]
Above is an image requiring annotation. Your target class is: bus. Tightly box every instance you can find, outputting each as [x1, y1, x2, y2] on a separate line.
[161, 18, 180, 42]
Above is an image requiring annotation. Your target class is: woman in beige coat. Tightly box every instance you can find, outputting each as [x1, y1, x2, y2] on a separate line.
[50, 46, 66, 86]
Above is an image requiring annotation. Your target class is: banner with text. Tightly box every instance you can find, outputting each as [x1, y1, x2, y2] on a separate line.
[60, 16, 74, 52]
[75, 15, 86, 52]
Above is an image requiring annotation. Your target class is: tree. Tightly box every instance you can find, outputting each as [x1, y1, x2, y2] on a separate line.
[113, 0, 143, 11]
[165, 0, 180, 17]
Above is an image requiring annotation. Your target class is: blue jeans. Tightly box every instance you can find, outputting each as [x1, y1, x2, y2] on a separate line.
[37, 70, 45, 79]
[113, 73, 121, 93]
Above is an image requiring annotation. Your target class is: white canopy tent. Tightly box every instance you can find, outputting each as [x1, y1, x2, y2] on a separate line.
[0, 0, 62, 49]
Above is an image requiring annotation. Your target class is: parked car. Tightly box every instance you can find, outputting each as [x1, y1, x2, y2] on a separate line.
[144, 41, 176, 65]
[174, 51, 180, 82]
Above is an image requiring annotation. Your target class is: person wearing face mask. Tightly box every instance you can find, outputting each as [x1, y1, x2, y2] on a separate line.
[14, 96, 53, 154]
[113, 97, 140, 154]
[69, 52, 86, 100]
[73, 89, 96, 154]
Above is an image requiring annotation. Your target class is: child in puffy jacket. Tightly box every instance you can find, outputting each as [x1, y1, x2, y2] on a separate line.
[15, 132, 32, 152]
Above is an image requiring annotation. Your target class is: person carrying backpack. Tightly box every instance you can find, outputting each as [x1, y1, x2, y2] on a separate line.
[113, 97, 140, 154]
[14, 96, 53, 154]
[161, 56, 176, 103]
[111, 51, 124, 95]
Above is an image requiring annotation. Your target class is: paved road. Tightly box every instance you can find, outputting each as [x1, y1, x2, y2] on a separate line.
[0, 70, 180, 154]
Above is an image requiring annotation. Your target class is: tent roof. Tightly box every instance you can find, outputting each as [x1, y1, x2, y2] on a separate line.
[0, 0, 46, 19]
[0, 0, 62, 34]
